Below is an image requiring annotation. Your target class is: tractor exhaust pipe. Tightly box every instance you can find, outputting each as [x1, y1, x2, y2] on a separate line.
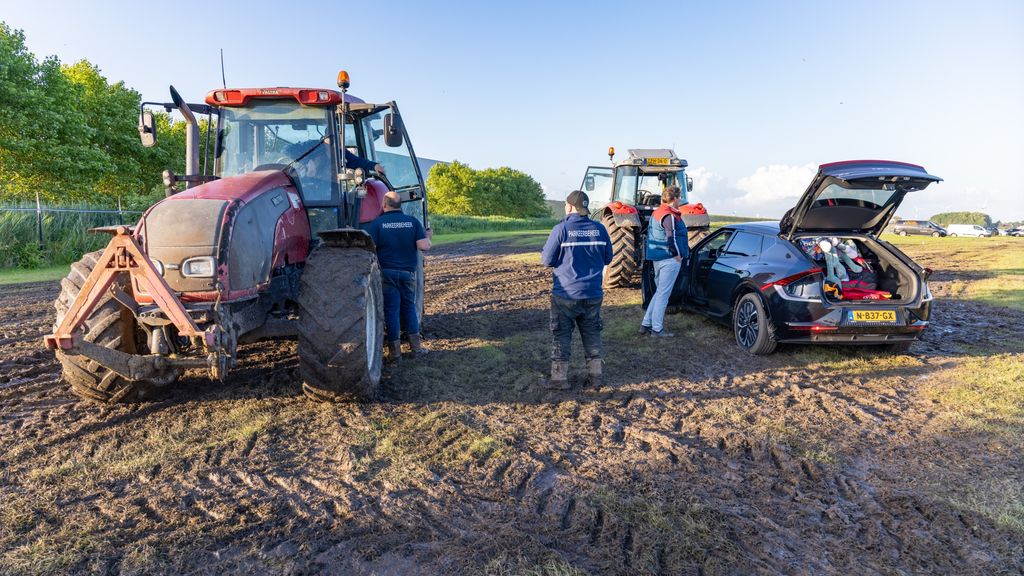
[169, 85, 200, 188]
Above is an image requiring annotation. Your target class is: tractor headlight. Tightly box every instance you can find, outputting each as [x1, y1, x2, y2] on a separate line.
[181, 256, 215, 278]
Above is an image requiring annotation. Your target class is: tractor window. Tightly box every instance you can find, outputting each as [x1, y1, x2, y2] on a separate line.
[215, 100, 335, 202]
[362, 110, 421, 193]
[614, 166, 639, 205]
[581, 167, 613, 208]
[613, 167, 672, 206]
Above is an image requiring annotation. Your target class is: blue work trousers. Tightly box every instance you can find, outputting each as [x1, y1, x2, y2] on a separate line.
[382, 269, 419, 342]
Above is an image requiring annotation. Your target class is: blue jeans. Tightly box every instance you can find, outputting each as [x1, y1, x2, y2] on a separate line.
[642, 258, 681, 332]
[382, 269, 419, 342]
[550, 295, 603, 361]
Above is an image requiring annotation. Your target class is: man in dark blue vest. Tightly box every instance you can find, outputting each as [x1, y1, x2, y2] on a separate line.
[540, 190, 613, 389]
[365, 191, 432, 362]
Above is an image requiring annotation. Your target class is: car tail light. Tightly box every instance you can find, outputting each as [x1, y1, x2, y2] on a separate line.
[764, 268, 823, 301]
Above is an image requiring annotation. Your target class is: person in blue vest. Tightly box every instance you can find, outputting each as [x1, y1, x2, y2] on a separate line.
[540, 190, 613, 389]
[364, 191, 432, 362]
[640, 185, 688, 337]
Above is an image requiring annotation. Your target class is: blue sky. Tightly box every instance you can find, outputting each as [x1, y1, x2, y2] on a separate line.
[3, 0, 1023, 220]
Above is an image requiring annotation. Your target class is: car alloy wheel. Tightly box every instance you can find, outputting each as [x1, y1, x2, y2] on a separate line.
[735, 298, 759, 349]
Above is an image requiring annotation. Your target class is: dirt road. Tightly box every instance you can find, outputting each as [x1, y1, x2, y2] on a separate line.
[1, 237, 1021, 575]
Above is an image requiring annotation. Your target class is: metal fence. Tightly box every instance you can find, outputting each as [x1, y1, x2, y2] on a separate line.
[0, 199, 144, 268]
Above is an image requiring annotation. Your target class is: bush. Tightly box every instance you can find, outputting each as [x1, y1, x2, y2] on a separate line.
[427, 161, 548, 218]
[0, 203, 139, 268]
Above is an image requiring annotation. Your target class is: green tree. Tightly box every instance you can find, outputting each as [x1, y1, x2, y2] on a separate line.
[0, 22, 106, 202]
[929, 211, 993, 228]
[427, 161, 547, 217]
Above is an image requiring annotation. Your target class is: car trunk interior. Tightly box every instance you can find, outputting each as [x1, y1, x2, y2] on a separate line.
[794, 235, 919, 305]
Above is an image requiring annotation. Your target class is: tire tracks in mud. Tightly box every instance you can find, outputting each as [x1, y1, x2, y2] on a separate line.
[0, 242, 1021, 574]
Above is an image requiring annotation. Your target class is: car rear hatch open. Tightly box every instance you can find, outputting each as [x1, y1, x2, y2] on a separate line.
[780, 160, 942, 240]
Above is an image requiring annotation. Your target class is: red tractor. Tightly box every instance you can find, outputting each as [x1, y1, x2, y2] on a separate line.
[580, 148, 710, 288]
[45, 72, 428, 403]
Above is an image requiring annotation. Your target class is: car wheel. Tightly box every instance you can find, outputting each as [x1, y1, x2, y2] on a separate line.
[950, 233, 957, 237]
[898, 230, 908, 236]
[733, 293, 777, 355]
[931, 231, 940, 237]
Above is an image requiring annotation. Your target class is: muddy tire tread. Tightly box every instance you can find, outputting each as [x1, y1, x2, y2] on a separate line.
[297, 246, 384, 402]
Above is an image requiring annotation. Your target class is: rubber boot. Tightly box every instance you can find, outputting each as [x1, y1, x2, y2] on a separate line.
[584, 358, 602, 388]
[386, 340, 402, 363]
[408, 334, 429, 358]
[544, 360, 570, 390]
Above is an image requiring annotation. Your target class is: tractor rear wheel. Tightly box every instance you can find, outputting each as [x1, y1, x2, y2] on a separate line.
[53, 251, 170, 403]
[687, 227, 712, 248]
[602, 211, 639, 288]
[297, 246, 384, 402]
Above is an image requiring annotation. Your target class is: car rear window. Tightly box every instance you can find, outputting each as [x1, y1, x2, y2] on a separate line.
[726, 231, 761, 257]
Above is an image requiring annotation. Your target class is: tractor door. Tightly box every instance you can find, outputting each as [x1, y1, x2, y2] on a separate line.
[358, 104, 428, 324]
[581, 166, 614, 214]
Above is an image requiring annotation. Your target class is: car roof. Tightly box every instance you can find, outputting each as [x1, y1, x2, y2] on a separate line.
[722, 221, 781, 233]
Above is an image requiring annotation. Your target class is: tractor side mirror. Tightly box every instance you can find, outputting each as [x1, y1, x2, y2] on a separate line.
[584, 176, 595, 192]
[686, 175, 694, 193]
[139, 111, 157, 148]
[383, 113, 403, 148]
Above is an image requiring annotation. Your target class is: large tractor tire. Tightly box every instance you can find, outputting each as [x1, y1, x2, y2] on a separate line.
[297, 246, 384, 402]
[688, 227, 712, 248]
[53, 251, 170, 403]
[602, 211, 639, 289]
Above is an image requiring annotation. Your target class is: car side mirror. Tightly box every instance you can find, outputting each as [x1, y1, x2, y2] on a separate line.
[139, 110, 157, 148]
[584, 176, 595, 192]
[383, 113, 403, 148]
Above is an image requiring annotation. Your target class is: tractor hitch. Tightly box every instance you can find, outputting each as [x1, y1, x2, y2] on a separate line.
[45, 226, 214, 351]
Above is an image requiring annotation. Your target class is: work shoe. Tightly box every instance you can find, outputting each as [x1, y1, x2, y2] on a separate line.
[544, 360, 570, 390]
[386, 340, 402, 363]
[638, 325, 651, 336]
[584, 358, 602, 388]
[650, 329, 675, 338]
[408, 333, 429, 358]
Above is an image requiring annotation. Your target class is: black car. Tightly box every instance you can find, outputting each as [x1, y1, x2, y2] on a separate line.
[893, 219, 947, 237]
[644, 160, 940, 354]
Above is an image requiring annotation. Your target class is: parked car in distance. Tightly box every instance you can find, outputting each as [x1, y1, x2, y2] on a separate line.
[1006, 227, 1024, 237]
[645, 160, 940, 355]
[893, 219, 947, 237]
[946, 224, 993, 237]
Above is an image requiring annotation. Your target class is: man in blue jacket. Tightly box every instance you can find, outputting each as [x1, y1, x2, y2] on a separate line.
[540, 190, 613, 389]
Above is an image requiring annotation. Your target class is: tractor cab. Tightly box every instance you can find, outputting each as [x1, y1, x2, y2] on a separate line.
[205, 88, 427, 237]
[576, 147, 710, 289]
[583, 149, 694, 219]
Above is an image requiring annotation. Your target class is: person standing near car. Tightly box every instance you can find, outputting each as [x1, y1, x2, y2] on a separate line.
[540, 190, 613, 389]
[365, 191, 432, 362]
[640, 185, 688, 337]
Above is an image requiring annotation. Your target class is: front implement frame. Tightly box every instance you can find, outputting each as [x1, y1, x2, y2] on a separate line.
[44, 227, 220, 380]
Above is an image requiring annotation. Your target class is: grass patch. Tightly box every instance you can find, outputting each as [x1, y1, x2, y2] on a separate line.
[0, 265, 68, 286]
[432, 229, 550, 247]
[889, 235, 1024, 310]
[927, 354, 1024, 439]
[350, 410, 510, 484]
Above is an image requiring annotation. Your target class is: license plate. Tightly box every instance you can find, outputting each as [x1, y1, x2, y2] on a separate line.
[850, 310, 897, 323]
[645, 157, 670, 165]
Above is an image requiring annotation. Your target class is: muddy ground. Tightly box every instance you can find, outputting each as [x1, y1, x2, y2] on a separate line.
[1, 236, 1022, 575]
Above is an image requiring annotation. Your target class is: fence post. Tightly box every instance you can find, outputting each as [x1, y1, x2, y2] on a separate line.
[117, 194, 123, 225]
[35, 190, 44, 249]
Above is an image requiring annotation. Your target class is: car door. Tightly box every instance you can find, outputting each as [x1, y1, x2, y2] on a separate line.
[689, 229, 734, 308]
[705, 231, 762, 317]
